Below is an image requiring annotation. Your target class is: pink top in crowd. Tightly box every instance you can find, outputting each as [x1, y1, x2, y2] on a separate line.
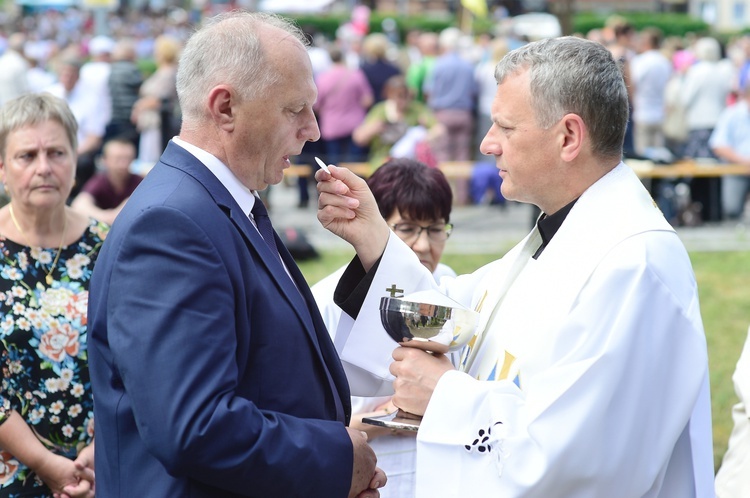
[314, 65, 373, 140]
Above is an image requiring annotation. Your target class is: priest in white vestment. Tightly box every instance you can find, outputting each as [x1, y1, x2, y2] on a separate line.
[315, 36, 715, 498]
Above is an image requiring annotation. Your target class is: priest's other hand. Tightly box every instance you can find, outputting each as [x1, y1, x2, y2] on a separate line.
[390, 347, 455, 416]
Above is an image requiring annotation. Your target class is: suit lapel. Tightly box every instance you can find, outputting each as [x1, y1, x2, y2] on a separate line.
[158, 143, 311, 324]
[158, 143, 349, 421]
[230, 208, 349, 421]
[282, 247, 352, 421]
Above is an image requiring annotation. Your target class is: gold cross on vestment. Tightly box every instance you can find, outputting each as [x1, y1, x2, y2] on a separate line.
[386, 284, 404, 298]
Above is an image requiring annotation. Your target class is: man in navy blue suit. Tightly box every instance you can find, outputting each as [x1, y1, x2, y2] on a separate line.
[88, 12, 384, 497]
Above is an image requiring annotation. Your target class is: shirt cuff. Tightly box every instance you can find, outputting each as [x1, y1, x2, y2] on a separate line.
[334, 255, 382, 319]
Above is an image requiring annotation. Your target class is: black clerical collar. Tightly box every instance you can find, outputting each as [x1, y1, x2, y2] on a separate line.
[532, 198, 578, 259]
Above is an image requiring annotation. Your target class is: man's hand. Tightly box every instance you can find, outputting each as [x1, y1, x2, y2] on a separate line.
[347, 427, 385, 498]
[390, 347, 455, 416]
[316, 165, 390, 271]
[355, 467, 387, 498]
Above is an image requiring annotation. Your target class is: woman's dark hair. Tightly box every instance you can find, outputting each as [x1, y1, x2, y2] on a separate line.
[368, 158, 452, 223]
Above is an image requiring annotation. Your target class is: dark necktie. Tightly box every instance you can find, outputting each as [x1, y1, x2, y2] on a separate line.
[251, 199, 280, 260]
[252, 199, 344, 422]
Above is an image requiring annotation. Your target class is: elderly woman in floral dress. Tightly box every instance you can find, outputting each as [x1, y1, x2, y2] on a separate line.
[0, 94, 108, 497]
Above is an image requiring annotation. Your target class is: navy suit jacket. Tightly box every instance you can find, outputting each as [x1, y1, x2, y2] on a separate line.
[89, 142, 353, 497]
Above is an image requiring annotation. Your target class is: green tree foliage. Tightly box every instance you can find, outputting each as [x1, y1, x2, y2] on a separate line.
[574, 11, 710, 37]
[287, 11, 710, 41]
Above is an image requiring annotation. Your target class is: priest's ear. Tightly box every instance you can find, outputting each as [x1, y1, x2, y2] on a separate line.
[559, 113, 585, 162]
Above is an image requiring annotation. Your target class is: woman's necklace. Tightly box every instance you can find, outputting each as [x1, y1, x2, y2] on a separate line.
[8, 204, 68, 285]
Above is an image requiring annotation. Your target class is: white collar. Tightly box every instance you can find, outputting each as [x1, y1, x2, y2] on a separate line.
[171, 136, 259, 215]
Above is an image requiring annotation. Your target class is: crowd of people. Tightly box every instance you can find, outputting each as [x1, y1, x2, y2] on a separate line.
[0, 6, 747, 498]
[305, 15, 750, 223]
[1, 9, 750, 219]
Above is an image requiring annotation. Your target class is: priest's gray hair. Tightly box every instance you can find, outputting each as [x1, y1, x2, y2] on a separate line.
[176, 11, 308, 122]
[0, 93, 78, 158]
[495, 36, 629, 159]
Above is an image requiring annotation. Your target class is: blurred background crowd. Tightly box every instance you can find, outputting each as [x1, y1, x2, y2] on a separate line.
[0, 3, 749, 497]
[0, 2, 749, 222]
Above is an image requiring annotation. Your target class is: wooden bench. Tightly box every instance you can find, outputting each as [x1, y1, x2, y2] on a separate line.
[625, 159, 749, 178]
[626, 159, 750, 221]
[285, 159, 750, 208]
[284, 161, 476, 180]
[287, 159, 750, 180]
[285, 161, 477, 204]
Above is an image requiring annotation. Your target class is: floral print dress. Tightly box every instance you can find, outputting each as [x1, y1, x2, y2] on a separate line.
[0, 219, 108, 497]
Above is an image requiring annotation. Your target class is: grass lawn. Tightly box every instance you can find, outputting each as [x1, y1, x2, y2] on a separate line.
[298, 249, 750, 472]
[691, 251, 750, 470]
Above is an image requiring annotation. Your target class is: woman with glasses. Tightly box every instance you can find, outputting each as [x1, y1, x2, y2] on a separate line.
[311, 158, 454, 498]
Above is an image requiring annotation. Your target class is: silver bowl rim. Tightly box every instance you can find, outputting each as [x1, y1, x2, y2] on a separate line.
[379, 296, 479, 319]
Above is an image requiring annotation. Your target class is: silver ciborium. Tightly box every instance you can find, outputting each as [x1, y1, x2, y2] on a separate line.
[378, 290, 480, 355]
[363, 290, 480, 431]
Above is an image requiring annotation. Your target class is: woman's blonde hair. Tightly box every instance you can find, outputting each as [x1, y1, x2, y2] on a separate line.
[362, 33, 390, 60]
[154, 35, 182, 66]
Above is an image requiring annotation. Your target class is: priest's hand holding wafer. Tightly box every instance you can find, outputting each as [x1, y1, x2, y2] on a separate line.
[316, 164, 390, 271]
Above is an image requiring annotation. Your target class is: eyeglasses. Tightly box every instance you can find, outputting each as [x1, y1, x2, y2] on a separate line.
[389, 222, 453, 243]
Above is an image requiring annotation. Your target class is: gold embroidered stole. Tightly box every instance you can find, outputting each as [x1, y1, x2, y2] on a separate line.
[459, 227, 542, 381]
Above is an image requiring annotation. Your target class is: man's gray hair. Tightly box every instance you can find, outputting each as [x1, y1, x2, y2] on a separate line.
[495, 36, 629, 159]
[176, 11, 308, 122]
[0, 93, 78, 158]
